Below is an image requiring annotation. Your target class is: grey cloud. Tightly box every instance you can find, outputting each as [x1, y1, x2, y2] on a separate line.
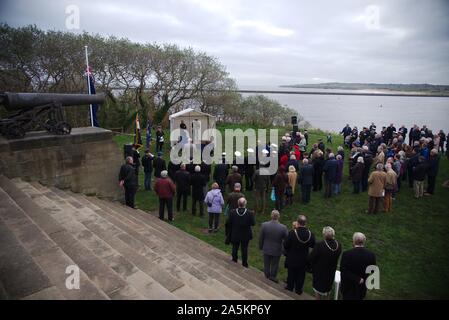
[0, 0, 448, 86]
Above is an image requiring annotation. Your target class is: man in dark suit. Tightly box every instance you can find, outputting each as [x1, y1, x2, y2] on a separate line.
[226, 197, 255, 268]
[259, 210, 288, 282]
[141, 150, 154, 191]
[341, 232, 377, 300]
[244, 149, 255, 191]
[118, 156, 138, 208]
[167, 160, 180, 182]
[253, 165, 270, 214]
[153, 151, 166, 178]
[174, 163, 190, 212]
[323, 153, 337, 198]
[213, 154, 229, 194]
[299, 158, 313, 203]
[284, 215, 315, 295]
[190, 165, 207, 216]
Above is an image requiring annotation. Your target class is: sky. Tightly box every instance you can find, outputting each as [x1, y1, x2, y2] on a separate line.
[1, 0, 449, 87]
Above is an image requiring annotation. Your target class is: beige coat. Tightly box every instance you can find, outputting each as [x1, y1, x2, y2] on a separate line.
[368, 170, 387, 197]
[287, 171, 297, 194]
[385, 169, 397, 191]
[374, 151, 385, 165]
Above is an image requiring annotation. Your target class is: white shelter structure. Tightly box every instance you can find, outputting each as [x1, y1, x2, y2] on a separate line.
[169, 108, 216, 146]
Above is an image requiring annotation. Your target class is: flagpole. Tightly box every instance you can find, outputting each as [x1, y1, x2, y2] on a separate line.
[85, 45, 94, 127]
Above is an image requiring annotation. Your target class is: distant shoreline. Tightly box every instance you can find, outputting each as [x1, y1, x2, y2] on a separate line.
[237, 89, 449, 98]
[277, 82, 449, 97]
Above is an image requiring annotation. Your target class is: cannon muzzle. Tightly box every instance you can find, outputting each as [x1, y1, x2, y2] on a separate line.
[1, 92, 106, 112]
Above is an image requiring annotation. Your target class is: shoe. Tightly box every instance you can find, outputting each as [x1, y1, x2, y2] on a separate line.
[213, 229, 218, 233]
[208, 229, 213, 233]
[242, 263, 249, 268]
[269, 278, 279, 284]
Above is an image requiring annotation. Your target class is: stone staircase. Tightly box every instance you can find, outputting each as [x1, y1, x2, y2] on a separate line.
[0, 175, 307, 300]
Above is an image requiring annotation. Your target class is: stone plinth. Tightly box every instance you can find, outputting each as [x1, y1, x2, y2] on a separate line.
[0, 127, 123, 200]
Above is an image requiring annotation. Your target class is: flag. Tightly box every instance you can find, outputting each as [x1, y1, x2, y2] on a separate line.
[134, 112, 143, 149]
[85, 67, 100, 127]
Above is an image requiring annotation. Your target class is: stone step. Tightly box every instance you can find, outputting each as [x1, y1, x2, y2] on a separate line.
[0, 182, 108, 300]
[86, 195, 295, 300]
[93, 199, 279, 300]
[47, 188, 215, 300]
[12, 180, 176, 300]
[45, 185, 243, 300]
[101, 198, 305, 300]
[81, 194, 270, 300]
[3, 176, 305, 300]
[0, 217, 54, 300]
[84, 198, 245, 300]
[27, 183, 208, 300]
[7, 180, 145, 300]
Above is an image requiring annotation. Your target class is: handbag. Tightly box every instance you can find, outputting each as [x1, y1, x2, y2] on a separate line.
[271, 187, 276, 201]
[207, 194, 216, 207]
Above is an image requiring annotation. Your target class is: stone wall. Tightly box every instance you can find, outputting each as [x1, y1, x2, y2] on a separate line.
[0, 127, 123, 200]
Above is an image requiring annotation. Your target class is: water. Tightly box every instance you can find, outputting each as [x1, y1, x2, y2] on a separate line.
[239, 85, 449, 133]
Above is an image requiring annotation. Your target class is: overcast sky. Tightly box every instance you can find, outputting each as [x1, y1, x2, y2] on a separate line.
[1, 0, 448, 86]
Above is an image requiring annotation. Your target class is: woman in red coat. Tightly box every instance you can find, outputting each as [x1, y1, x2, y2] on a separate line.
[280, 153, 289, 168]
[294, 145, 301, 160]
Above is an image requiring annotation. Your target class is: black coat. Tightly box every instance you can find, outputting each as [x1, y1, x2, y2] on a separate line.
[174, 170, 190, 193]
[244, 157, 255, 177]
[226, 208, 255, 243]
[299, 164, 313, 186]
[427, 156, 440, 177]
[213, 163, 229, 183]
[413, 162, 427, 181]
[351, 163, 364, 182]
[190, 172, 206, 200]
[308, 240, 342, 293]
[141, 154, 154, 173]
[341, 247, 376, 300]
[153, 157, 166, 178]
[200, 162, 212, 182]
[323, 159, 338, 182]
[284, 227, 315, 268]
[362, 152, 373, 177]
[168, 161, 180, 181]
[119, 164, 138, 188]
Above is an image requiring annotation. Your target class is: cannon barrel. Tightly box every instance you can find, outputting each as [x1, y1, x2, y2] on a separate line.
[1, 92, 106, 112]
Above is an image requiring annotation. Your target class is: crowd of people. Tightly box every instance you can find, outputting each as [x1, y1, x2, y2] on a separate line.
[117, 121, 445, 299]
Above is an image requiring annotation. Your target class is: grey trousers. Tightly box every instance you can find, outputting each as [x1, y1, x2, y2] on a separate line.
[263, 254, 281, 280]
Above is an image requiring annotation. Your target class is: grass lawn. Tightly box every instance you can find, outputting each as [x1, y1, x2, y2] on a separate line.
[113, 123, 449, 299]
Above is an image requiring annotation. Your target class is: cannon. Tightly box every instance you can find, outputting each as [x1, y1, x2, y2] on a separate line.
[0, 92, 105, 139]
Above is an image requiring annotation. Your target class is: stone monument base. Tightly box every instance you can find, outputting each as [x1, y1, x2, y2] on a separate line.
[0, 127, 123, 200]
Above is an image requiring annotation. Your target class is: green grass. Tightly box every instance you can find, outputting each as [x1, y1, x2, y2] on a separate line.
[113, 123, 449, 300]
